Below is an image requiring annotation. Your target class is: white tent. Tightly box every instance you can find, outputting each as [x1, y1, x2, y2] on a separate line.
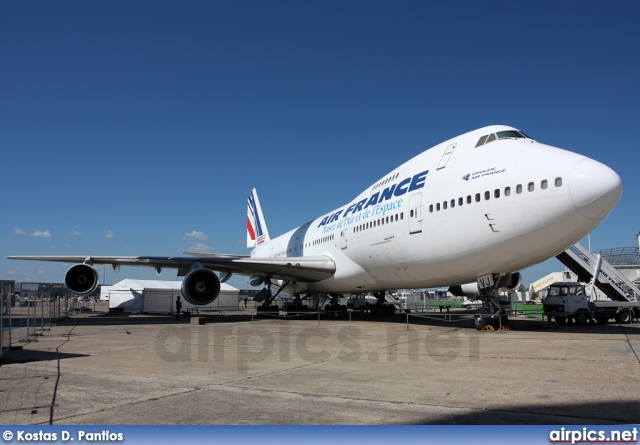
[102, 279, 239, 314]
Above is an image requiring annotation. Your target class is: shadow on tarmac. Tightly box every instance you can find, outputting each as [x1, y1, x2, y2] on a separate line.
[414, 400, 640, 424]
[0, 348, 88, 365]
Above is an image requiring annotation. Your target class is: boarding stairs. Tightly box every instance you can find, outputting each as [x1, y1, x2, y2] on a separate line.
[555, 243, 640, 302]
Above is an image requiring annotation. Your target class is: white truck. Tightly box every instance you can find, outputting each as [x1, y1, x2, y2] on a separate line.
[542, 282, 639, 325]
[461, 297, 483, 309]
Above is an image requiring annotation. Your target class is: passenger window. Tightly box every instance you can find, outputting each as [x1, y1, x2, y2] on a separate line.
[494, 189, 500, 198]
[555, 177, 562, 187]
[475, 193, 481, 202]
[458, 197, 463, 206]
[528, 182, 535, 192]
[450, 199, 455, 208]
[436, 203, 440, 211]
[429, 204, 433, 213]
[484, 191, 490, 200]
[516, 184, 522, 194]
[410, 210, 414, 217]
[505, 186, 511, 196]
[467, 195, 472, 204]
[541, 179, 548, 190]
[443, 201, 448, 210]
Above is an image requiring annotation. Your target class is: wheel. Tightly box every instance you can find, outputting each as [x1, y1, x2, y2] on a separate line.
[595, 316, 609, 325]
[474, 308, 489, 330]
[574, 311, 588, 326]
[555, 316, 567, 324]
[616, 310, 631, 324]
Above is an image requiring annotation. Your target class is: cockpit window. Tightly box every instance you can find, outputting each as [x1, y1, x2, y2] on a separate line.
[475, 135, 488, 148]
[475, 130, 531, 148]
[496, 130, 526, 139]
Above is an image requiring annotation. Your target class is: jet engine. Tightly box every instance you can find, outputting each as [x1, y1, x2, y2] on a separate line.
[181, 268, 220, 306]
[449, 272, 522, 297]
[448, 282, 481, 298]
[65, 264, 99, 295]
[500, 272, 522, 292]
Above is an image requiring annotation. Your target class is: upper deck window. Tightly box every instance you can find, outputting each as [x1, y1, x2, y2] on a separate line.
[475, 130, 531, 148]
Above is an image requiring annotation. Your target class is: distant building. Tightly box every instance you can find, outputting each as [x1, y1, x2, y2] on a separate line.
[597, 246, 640, 286]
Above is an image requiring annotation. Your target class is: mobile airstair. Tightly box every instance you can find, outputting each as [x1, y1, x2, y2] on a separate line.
[555, 243, 640, 302]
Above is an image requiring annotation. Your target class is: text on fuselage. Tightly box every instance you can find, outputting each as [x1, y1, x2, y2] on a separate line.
[317, 169, 429, 228]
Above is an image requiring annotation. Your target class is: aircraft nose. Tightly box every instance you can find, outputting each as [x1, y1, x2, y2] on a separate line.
[569, 158, 622, 220]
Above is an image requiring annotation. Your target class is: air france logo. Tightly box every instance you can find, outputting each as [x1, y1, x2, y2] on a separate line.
[462, 167, 506, 181]
[318, 170, 429, 228]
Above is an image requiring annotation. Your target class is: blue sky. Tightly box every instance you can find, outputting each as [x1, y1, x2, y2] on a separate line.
[2, 1, 639, 290]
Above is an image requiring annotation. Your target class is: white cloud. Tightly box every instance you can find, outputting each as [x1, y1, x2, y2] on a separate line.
[183, 231, 209, 241]
[104, 230, 116, 239]
[14, 227, 53, 238]
[71, 230, 84, 236]
[187, 243, 211, 253]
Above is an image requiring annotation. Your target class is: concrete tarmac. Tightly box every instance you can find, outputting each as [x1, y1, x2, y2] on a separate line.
[1, 309, 639, 425]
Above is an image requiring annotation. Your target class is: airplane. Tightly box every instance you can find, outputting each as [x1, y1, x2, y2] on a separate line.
[8, 125, 623, 329]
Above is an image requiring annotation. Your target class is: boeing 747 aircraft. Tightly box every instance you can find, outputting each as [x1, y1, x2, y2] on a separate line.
[8, 125, 622, 329]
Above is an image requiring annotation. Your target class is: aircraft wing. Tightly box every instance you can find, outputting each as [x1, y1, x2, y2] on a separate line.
[6, 254, 336, 283]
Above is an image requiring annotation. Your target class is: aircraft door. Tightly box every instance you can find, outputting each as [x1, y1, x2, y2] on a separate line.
[436, 143, 457, 170]
[340, 228, 348, 249]
[409, 193, 422, 234]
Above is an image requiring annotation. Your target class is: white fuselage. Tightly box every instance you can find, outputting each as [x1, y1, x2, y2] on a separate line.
[251, 125, 622, 294]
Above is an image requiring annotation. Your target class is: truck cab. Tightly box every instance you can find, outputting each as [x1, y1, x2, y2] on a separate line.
[542, 282, 639, 325]
[542, 282, 593, 325]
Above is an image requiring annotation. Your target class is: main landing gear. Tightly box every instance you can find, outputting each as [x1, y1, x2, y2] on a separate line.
[256, 280, 290, 312]
[324, 294, 347, 314]
[367, 292, 397, 316]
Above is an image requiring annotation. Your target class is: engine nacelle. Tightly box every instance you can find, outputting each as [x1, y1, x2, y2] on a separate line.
[449, 272, 523, 297]
[501, 272, 522, 292]
[181, 268, 220, 306]
[448, 282, 482, 298]
[65, 264, 99, 295]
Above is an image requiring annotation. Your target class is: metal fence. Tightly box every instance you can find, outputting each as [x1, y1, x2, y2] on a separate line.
[1, 284, 72, 356]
